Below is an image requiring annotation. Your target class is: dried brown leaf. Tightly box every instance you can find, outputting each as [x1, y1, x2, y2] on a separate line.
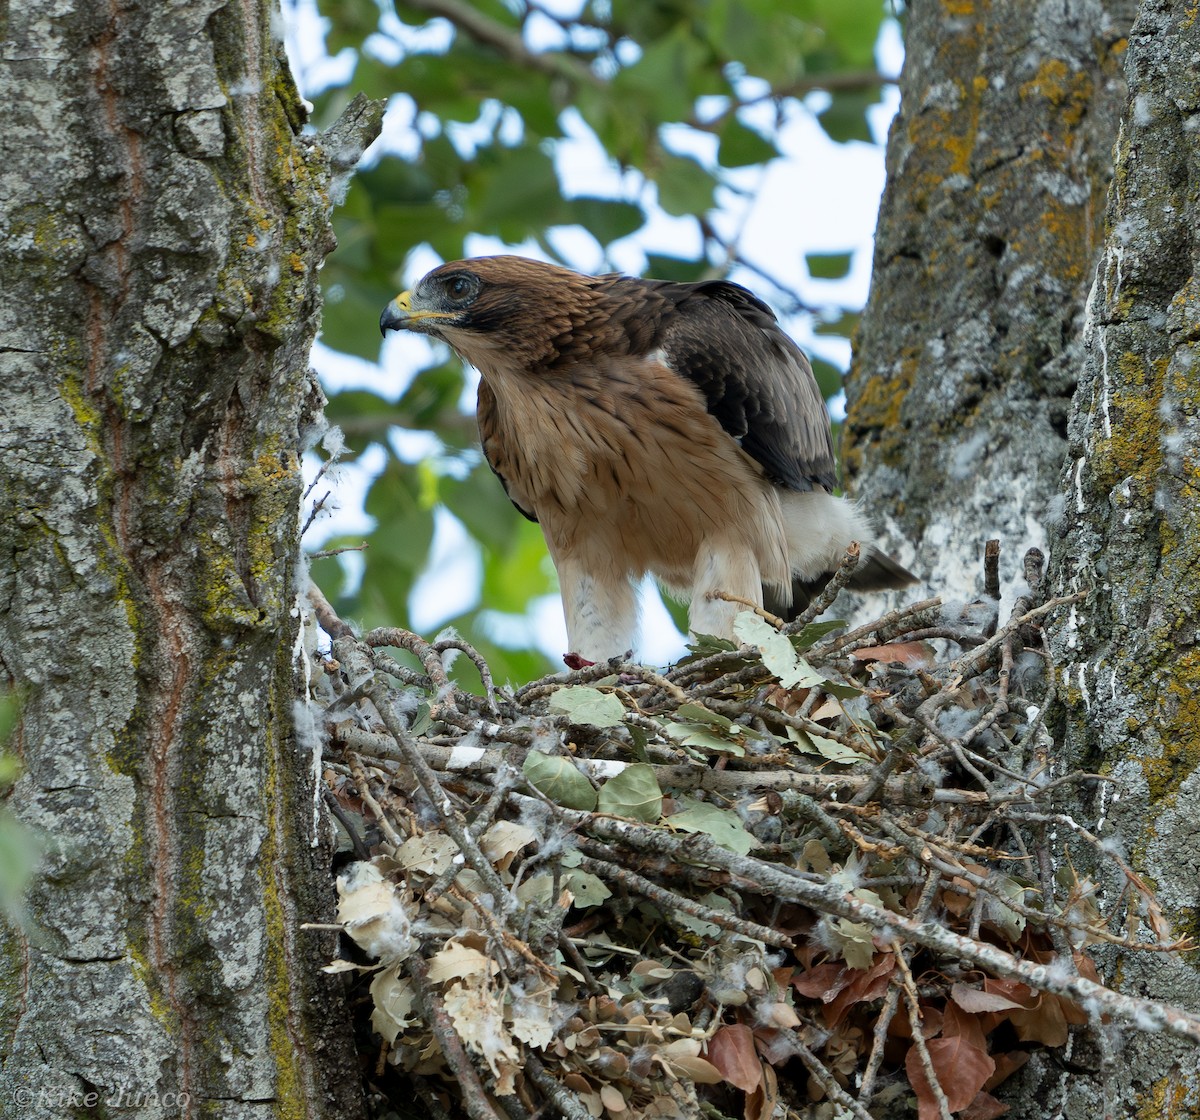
[951, 983, 1029, 1014]
[1007, 992, 1070, 1047]
[850, 641, 933, 666]
[960, 1090, 1010, 1120]
[705, 1024, 762, 1093]
[791, 961, 849, 1001]
[745, 1060, 778, 1120]
[906, 1034, 996, 1118]
[983, 1049, 1029, 1093]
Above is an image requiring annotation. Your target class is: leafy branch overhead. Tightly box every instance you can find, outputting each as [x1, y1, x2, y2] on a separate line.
[304, 545, 1199, 1120]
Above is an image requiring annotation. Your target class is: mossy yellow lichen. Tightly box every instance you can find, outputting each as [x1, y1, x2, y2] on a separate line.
[128, 942, 176, 1028]
[1088, 353, 1166, 492]
[1038, 198, 1088, 283]
[846, 349, 919, 465]
[260, 681, 308, 1119]
[1019, 57, 1092, 135]
[1135, 1072, 1200, 1120]
[1140, 654, 1200, 803]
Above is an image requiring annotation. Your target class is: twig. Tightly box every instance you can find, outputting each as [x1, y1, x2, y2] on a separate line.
[983, 538, 1001, 602]
[335, 638, 516, 915]
[347, 754, 405, 849]
[896, 951, 953, 1120]
[789, 1031, 876, 1120]
[321, 785, 372, 860]
[859, 873, 943, 1106]
[307, 580, 355, 639]
[433, 637, 500, 714]
[574, 852, 794, 948]
[409, 957, 506, 1120]
[786, 542, 861, 632]
[366, 627, 453, 692]
[563, 810, 1200, 1043]
[524, 1052, 595, 1120]
[400, 0, 602, 88]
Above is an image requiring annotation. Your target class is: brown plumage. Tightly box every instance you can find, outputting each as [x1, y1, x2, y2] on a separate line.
[380, 256, 916, 662]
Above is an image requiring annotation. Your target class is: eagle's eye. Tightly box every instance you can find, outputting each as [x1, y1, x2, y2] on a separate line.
[443, 274, 475, 302]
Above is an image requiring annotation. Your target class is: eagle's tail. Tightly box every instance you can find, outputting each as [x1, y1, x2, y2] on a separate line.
[764, 546, 917, 621]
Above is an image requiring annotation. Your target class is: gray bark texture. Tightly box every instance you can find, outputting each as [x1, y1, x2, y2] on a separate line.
[845, 0, 1131, 602]
[1038, 2, 1200, 1116]
[0, 3, 379, 1117]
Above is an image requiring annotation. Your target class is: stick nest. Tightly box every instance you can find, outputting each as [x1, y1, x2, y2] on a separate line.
[306, 545, 1197, 1120]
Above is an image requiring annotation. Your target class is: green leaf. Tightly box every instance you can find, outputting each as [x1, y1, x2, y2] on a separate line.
[664, 722, 746, 756]
[826, 917, 876, 969]
[717, 117, 778, 168]
[596, 763, 663, 822]
[790, 619, 846, 649]
[320, 273, 399, 360]
[654, 152, 716, 217]
[665, 706, 747, 755]
[683, 632, 739, 656]
[671, 901, 723, 941]
[323, 0, 381, 53]
[795, 0, 885, 70]
[523, 751, 598, 811]
[808, 356, 845, 402]
[644, 254, 710, 283]
[441, 467, 520, 554]
[732, 612, 823, 688]
[471, 145, 565, 241]
[674, 703, 733, 729]
[478, 517, 555, 616]
[548, 686, 626, 729]
[821, 678, 863, 700]
[814, 309, 861, 339]
[787, 725, 868, 764]
[564, 868, 612, 909]
[806, 251, 852, 280]
[611, 26, 707, 123]
[395, 361, 469, 430]
[669, 802, 757, 855]
[563, 196, 646, 243]
[410, 702, 432, 737]
[984, 874, 1028, 941]
[815, 87, 879, 144]
[0, 691, 21, 750]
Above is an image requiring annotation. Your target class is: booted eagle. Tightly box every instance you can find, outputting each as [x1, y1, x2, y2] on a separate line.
[381, 256, 915, 663]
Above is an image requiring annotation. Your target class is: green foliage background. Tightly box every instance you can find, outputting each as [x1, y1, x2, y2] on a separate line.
[297, 0, 897, 683]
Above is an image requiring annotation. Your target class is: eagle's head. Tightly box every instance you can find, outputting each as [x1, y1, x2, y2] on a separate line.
[382, 256, 569, 352]
[380, 256, 626, 372]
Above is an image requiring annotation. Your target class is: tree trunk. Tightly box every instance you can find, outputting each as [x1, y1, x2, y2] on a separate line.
[0, 3, 377, 1116]
[1037, 3, 1200, 1115]
[849, 0, 1200, 1113]
[845, 0, 1131, 600]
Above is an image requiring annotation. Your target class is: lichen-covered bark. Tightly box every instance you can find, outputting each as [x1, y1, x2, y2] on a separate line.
[0, 3, 376, 1117]
[1042, 2, 1200, 1115]
[845, 0, 1130, 599]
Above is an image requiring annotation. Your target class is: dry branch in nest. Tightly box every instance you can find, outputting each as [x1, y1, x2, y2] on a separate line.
[303, 545, 1199, 1120]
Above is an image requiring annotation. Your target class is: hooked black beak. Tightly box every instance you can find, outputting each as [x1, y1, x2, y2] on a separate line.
[380, 290, 461, 336]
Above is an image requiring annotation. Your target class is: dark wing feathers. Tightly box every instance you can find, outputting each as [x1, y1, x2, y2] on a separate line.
[649, 278, 837, 493]
[472, 262, 836, 506]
